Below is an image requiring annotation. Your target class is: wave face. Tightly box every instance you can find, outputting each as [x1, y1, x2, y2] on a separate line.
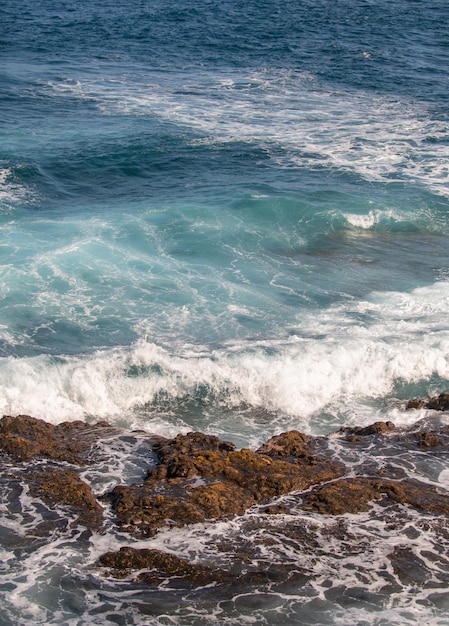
[1, 0, 449, 623]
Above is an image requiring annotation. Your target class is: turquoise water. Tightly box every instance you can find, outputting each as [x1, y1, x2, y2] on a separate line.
[1, 0, 449, 623]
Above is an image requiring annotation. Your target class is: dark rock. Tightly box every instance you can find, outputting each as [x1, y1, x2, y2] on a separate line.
[427, 393, 449, 411]
[339, 421, 395, 440]
[388, 546, 431, 585]
[406, 398, 426, 410]
[416, 431, 443, 448]
[98, 547, 227, 585]
[26, 466, 103, 527]
[302, 477, 449, 516]
[262, 503, 291, 515]
[0, 414, 114, 464]
[406, 392, 449, 412]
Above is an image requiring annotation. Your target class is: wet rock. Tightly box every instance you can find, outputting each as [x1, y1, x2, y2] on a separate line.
[406, 398, 427, 410]
[339, 421, 396, 440]
[3, 414, 449, 589]
[426, 393, 449, 411]
[26, 467, 103, 527]
[0, 414, 114, 464]
[97, 545, 309, 588]
[106, 430, 345, 537]
[406, 392, 449, 411]
[256, 430, 313, 462]
[98, 547, 227, 585]
[388, 547, 431, 585]
[302, 477, 449, 516]
[416, 431, 443, 448]
[262, 503, 291, 515]
[301, 477, 383, 514]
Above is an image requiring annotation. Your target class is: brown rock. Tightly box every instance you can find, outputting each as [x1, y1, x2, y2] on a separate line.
[301, 477, 382, 514]
[416, 431, 443, 448]
[26, 466, 103, 527]
[106, 430, 344, 537]
[0, 414, 114, 464]
[302, 477, 449, 516]
[339, 421, 396, 441]
[406, 392, 449, 411]
[97, 547, 226, 585]
[256, 430, 312, 461]
[406, 398, 426, 410]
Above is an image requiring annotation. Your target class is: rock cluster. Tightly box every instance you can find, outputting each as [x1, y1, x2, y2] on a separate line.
[106, 430, 344, 537]
[1, 403, 449, 586]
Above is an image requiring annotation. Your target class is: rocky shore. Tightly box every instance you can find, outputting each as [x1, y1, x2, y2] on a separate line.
[1, 395, 449, 588]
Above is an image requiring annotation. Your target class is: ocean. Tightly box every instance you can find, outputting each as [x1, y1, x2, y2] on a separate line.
[1, 0, 449, 623]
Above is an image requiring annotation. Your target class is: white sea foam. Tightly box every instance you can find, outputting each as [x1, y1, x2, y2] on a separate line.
[48, 69, 449, 197]
[343, 208, 403, 229]
[0, 165, 32, 208]
[1, 280, 449, 440]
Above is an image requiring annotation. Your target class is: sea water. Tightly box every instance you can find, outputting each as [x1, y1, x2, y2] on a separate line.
[1, 0, 449, 623]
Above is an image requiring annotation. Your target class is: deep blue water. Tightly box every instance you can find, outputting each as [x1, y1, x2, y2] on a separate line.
[1, 0, 449, 623]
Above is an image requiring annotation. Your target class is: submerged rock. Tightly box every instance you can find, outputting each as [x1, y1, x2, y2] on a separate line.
[339, 420, 396, 441]
[98, 546, 228, 585]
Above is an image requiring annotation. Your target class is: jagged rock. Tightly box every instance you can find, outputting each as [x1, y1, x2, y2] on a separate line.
[26, 466, 103, 527]
[0, 414, 114, 464]
[106, 430, 345, 537]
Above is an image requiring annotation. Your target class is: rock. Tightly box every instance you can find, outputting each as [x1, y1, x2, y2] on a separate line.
[0, 414, 114, 464]
[106, 430, 345, 537]
[26, 466, 103, 527]
[388, 547, 431, 585]
[301, 477, 383, 514]
[406, 398, 426, 410]
[97, 547, 227, 585]
[427, 393, 449, 411]
[302, 477, 449, 516]
[416, 431, 443, 448]
[256, 430, 312, 461]
[406, 392, 449, 411]
[2, 413, 449, 589]
[339, 421, 396, 440]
